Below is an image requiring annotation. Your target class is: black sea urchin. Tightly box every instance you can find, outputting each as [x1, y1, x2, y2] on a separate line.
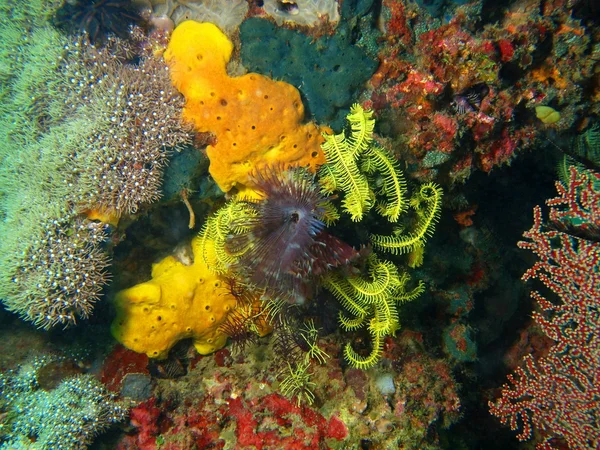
[228, 167, 357, 302]
[54, 0, 144, 45]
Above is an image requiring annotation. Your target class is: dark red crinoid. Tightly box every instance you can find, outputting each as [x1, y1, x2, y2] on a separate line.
[227, 167, 357, 302]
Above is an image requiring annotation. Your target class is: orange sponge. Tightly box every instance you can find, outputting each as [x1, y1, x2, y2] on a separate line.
[164, 21, 327, 193]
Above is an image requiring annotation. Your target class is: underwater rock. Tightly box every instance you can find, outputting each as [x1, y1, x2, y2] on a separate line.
[121, 373, 154, 402]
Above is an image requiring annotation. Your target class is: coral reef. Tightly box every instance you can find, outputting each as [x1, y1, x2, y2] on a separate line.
[165, 20, 327, 193]
[7, 1, 597, 448]
[117, 331, 460, 449]
[191, 105, 440, 371]
[0, 356, 128, 449]
[366, 0, 598, 184]
[443, 322, 478, 362]
[100, 345, 150, 393]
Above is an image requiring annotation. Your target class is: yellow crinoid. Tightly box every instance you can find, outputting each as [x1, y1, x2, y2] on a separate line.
[316, 105, 442, 368]
[323, 255, 424, 369]
[371, 182, 443, 256]
[318, 103, 408, 222]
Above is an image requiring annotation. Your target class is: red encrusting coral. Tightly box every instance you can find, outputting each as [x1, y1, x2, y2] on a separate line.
[226, 394, 347, 449]
[100, 344, 149, 392]
[496, 39, 515, 62]
[117, 398, 162, 450]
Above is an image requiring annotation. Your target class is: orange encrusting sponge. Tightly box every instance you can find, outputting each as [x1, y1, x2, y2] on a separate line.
[164, 21, 327, 193]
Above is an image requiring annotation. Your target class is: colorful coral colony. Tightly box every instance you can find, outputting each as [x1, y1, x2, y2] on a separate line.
[0, 0, 598, 449]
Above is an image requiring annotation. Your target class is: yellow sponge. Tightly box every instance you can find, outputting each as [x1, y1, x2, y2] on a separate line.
[111, 239, 236, 359]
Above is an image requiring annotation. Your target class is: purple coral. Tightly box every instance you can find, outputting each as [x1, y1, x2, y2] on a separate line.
[228, 167, 356, 300]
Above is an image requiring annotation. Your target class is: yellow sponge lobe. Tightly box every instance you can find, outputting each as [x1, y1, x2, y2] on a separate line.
[111, 241, 236, 359]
